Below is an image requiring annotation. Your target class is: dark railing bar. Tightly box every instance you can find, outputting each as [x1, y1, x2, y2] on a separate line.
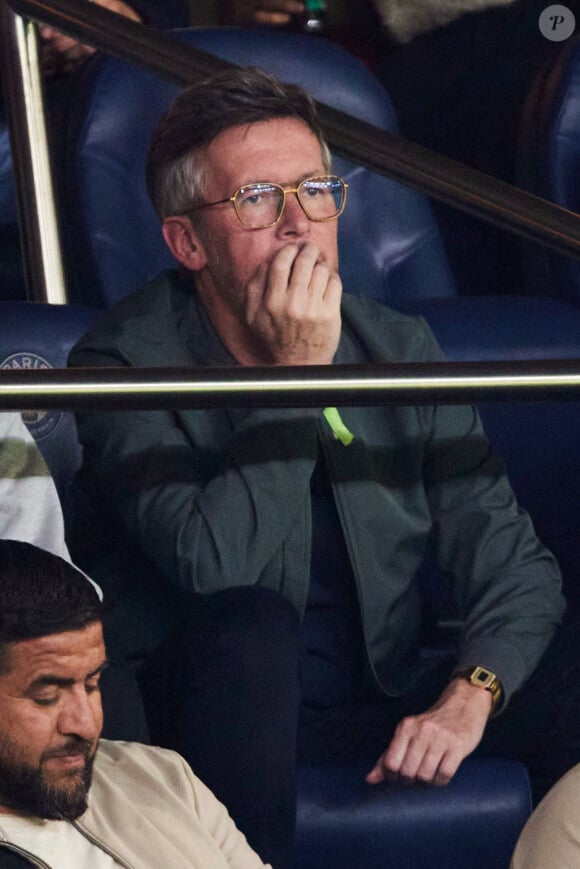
[1, 361, 580, 411]
[9, 0, 580, 261]
[316, 105, 580, 260]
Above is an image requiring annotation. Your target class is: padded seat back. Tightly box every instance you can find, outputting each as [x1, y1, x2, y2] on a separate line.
[0, 110, 16, 229]
[0, 302, 99, 511]
[517, 36, 580, 303]
[63, 26, 456, 308]
[294, 759, 531, 869]
[0, 303, 181, 669]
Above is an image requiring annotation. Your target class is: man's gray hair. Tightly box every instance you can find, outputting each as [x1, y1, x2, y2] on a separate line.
[146, 67, 332, 219]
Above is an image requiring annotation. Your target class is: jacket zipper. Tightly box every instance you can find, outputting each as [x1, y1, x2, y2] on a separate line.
[72, 820, 134, 868]
[0, 819, 133, 867]
[0, 826, 135, 868]
[318, 424, 393, 696]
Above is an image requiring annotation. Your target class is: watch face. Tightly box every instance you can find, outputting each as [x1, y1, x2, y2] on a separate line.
[470, 666, 497, 690]
[465, 667, 501, 713]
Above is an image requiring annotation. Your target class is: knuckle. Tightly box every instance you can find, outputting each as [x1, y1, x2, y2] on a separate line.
[261, 293, 278, 316]
[381, 749, 400, 773]
[382, 754, 399, 774]
[397, 715, 418, 735]
[398, 759, 414, 778]
[285, 299, 304, 320]
[418, 720, 438, 739]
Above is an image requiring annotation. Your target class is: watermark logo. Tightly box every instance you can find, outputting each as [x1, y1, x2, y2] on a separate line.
[539, 5, 576, 41]
[0, 353, 62, 441]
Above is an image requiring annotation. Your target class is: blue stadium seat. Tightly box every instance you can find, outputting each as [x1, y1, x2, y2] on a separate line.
[0, 111, 17, 230]
[0, 300, 153, 742]
[62, 27, 456, 308]
[294, 759, 531, 869]
[517, 35, 580, 303]
[0, 301, 97, 510]
[61, 27, 580, 349]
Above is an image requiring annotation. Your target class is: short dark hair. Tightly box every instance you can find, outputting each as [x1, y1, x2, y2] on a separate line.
[146, 66, 331, 219]
[0, 540, 102, 672]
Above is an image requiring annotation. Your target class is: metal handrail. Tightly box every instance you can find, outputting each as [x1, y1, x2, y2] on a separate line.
[4, 0, 580, 275]
[0, 3, 67, 302]
[2, 360, 580, 410]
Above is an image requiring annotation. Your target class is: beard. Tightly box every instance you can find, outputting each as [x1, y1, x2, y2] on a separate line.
[0, 735, 96, 820]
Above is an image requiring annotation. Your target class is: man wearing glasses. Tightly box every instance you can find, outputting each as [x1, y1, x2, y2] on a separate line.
[70, 68, 578, 869]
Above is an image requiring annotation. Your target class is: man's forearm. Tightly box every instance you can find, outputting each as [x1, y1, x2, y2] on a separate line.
[75, 402, 320, 599]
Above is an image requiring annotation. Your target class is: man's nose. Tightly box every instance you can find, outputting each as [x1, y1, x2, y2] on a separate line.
[58, 689, 102, 741]
[277, 191, 310, 235]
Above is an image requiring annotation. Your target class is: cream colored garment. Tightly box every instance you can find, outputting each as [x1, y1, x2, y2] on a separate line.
[372, 0, 517, 42]
[510, 763, 580, 869]
[80, 740, 270, 869]
[0, 411, 103, 599]
[0, 816, 122, 868]
[0, 412, 70, 561]
[0, 741, 270, 869]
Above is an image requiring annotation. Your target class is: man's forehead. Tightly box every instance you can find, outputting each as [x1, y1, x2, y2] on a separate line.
[204, 117, 324, 180]
[3, 623, 105, 685]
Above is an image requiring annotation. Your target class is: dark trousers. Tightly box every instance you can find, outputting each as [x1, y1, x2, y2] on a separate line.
[138, 587, 580, 869]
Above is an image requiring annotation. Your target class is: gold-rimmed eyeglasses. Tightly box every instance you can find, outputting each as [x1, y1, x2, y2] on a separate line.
[185, 175, 348, 229]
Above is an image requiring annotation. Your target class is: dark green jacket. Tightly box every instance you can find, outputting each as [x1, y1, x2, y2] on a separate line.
[70, 270, 564, 704]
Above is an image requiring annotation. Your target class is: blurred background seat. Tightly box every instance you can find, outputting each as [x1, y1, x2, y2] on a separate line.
[517, 34, 580, 304]
[0, 301, 97, 511]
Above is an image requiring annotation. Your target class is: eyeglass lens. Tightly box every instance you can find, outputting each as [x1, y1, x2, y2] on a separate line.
[235, 177, 345, 227]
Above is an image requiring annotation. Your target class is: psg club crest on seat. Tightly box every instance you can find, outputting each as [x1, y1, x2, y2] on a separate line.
[0, 352, 62, 440]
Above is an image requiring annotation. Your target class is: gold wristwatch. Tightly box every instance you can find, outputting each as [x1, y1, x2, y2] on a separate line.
[457, 666, 502, 713]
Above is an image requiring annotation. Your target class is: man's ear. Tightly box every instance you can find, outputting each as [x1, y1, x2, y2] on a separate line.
[162, 217, 208, 271]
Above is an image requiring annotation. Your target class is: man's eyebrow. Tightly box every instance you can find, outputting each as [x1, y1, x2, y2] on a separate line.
[245, 171, 324, 188]
[90, 659, 109, 678]
[298, 171, 324, 181]
[289, 172, 326, 186]
[26, 659, 109, 691]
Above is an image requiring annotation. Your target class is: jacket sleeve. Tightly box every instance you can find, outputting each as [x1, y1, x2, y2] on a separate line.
[178, 755, 273, 869]
[417, 319, 565, 705]
[71, 343, 319, 599]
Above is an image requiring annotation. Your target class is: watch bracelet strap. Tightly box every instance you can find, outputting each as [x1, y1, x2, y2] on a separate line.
[456, 666, 503, 713]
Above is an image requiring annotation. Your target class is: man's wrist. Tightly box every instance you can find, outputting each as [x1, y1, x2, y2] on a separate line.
[455, 666, 503, 714]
